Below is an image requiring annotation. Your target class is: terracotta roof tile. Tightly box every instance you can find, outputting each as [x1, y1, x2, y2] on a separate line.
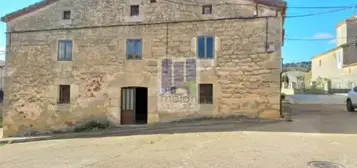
[1, 0, 60, 22]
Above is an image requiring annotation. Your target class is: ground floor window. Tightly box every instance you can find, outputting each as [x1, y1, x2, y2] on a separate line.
[199, 84, 213, 104]
[59, 85, 70, 104]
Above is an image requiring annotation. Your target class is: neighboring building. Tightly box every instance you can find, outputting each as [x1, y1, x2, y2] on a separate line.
[1, 0, 286, 137]
[282, 70, 306, 89]
[311, 15, 357, 89]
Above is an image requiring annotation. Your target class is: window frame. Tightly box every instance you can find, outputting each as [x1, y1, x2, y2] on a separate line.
[199, 84, 213, 104]
[126, 39, 143, 60]
[197, 36, 215, 59]
[58, 85, 71, 104]
[63, 10, 71, 20]
[58, 40, 73, 61]
[202, 5, 212, 15]
[130, 5, 140, 16]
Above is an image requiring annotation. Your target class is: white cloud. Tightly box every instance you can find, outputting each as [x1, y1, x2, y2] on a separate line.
[0, 47, 5, 52]
[312, 32, 334, 39]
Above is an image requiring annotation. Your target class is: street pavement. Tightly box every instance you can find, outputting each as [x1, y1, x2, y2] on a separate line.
[286, 94, 347, 104]
[1, 131, 357, 168]
[1, 104, 357, 168]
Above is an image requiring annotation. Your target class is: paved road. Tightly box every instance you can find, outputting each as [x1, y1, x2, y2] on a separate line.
[1, 132, 357, 168]
[1, 104, 357, 168]
[286, 94, 347, 104]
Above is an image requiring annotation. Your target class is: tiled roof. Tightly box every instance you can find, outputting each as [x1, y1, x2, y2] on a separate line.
[1, 0, 60, 22]
[1, 0, 286, 22]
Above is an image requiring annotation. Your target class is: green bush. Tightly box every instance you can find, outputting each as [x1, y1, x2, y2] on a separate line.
[73, 120, 110, 132]
[301, 88, 327, 94]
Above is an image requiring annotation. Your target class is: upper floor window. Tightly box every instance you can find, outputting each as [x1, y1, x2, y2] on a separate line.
[130, 5, 140, 16]
[58, 40, 72, 61]
[150, 0, 157, 3]
[202, 5, 212, 14]
[197, 36, 214, 59]
[127, 39, 142, 60]
[319, 60, 322, 66]
[63, 11, 71, 20]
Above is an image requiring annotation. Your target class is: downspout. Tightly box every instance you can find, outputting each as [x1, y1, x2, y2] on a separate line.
[265, 17, 269, 52]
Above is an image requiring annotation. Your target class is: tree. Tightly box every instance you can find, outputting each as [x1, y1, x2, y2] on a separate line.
[305, 71, 312, 87]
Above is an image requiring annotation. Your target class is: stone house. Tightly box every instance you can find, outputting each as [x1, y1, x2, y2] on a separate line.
[1, 0, 286, 137]
[312, 15, 357, 89]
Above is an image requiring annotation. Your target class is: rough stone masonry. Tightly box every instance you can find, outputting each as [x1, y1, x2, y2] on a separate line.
[1, 0, 286, 137]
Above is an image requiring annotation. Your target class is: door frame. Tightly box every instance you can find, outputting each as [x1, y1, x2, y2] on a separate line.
[121, 87, 136, 125]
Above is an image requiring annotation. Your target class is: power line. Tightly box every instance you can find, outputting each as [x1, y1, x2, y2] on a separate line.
[285, 7, 355, 18]
[164, 0, 355, 9]
[162, 0, 356, 18]
[284, 36, 357, 41]
[288, 6, 357, 9]
[285, 37, 337, 41]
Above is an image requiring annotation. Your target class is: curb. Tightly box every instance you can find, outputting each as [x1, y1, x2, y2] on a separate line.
[0, 118, 284, 144]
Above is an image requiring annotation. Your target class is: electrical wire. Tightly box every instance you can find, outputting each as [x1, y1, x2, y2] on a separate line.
[285, 7, 356, 18]
[285, 36, 357, 41]
[285, 37, 337, 41]
[164, 0, 355, 9]
[162, 0, 357, 18]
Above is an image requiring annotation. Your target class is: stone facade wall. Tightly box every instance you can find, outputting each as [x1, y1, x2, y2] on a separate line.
[3, 0, 283, 137]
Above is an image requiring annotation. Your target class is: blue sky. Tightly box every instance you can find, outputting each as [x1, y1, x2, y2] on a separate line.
[0, 0, 356, 62]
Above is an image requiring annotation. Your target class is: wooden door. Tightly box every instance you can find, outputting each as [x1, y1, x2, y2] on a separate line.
[121, 88, 136, 125]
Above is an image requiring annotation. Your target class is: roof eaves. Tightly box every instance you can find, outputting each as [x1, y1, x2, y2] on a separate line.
[1, 0, 60, 22]
[2, 0, 286, 23]
[311, 46, 341, 60]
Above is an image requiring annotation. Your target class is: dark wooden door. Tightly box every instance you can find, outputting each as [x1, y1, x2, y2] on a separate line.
[121, 88, 136, 125]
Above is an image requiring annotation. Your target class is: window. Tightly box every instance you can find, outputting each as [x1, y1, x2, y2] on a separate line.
[202, 5, 212, 14]
[170, 86, 176, 94]
[127, 39, 142, 59]
[63, 11, 71, 20]
[349, 68, 351, 73]
[58, 40, 72, 61]
[130, 5, 140, 16]
[199, 84, 213, 104]
[150, 0, 156, 3]
[319, 60, 322, 66]
[197, 36, 214, 59]
[59, 85, 70, 104]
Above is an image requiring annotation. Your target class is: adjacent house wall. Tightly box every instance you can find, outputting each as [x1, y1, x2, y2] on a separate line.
[336, 23, 347, 47]
[3, 0, 284, 137]
[311, 48, 347, 88]
[346, 20, 357, 45]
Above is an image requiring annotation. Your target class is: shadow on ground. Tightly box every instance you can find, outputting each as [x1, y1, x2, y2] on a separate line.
[3, 104, 357, 143]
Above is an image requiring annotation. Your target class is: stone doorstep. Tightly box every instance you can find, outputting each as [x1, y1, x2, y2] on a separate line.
[0, 118, 285, 144]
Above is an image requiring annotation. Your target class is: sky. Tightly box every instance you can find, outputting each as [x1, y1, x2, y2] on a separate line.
[0, 0, 356, 63]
